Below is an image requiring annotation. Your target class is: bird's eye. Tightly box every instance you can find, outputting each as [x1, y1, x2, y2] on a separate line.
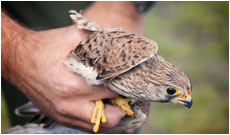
[166, 87, 177, 95]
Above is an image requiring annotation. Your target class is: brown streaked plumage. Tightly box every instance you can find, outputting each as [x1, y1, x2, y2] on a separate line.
[65, 10, 192, 132]
[71, 30, 158, 80]
[67, 10, 192, 102]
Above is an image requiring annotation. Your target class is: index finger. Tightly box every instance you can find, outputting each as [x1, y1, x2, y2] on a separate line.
[89, 85, 119, 101]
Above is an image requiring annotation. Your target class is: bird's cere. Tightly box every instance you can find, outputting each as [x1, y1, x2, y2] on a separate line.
[187, 90, 191, 95]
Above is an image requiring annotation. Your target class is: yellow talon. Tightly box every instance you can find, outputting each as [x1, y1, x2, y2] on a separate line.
[110, 96, 134, 118]
[101, 108, 107, 123]
[91, 97, 134, 132]
[91, 100, 106, 133]
[91, 104, 97, 124]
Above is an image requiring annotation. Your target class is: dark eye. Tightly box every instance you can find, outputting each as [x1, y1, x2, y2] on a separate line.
[166, 87, 177, 95]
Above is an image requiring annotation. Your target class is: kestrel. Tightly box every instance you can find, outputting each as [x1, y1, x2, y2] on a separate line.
[6, 10, 192, 134]
[64, 10, 192, 132]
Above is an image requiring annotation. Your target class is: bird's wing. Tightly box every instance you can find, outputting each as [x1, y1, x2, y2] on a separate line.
[71, 31, 158, 80]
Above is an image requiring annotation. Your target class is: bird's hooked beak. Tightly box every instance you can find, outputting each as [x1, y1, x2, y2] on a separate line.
[180, 98, 192, 108]
[171, 90, 192, 108]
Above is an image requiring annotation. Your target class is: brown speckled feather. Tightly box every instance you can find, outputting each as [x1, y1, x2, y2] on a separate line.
[71, 31, 158, 80]
[69, 10, 103, 32]
[69, 10, 158, 80]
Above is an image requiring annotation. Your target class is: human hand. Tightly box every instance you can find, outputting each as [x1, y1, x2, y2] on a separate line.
[2, 1, 144, 133]
[2, 14, 125, 133]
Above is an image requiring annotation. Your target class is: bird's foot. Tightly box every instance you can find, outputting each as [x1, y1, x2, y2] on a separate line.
[91, 100, 106, 133]
[110, 96, 134, 118]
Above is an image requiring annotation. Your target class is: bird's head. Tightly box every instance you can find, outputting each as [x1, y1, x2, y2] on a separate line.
[145, 55, 192, 108]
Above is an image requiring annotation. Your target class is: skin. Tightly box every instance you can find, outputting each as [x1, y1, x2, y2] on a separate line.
[2, 2, 142, 133]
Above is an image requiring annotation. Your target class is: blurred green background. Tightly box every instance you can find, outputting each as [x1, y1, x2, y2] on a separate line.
[1, 1, 229, 134]
[141, 1, 229, 134]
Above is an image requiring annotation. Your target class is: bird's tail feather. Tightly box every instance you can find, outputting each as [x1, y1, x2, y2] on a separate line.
[69, 10, 103, 32]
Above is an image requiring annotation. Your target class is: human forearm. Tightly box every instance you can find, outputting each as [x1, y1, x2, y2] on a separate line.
[1, 10, 85, 92]
[1, 11, 33, 87]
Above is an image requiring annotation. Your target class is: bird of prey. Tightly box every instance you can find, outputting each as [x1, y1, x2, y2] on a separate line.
[5, 10, 192, 134]
[64, 10, 192, 132]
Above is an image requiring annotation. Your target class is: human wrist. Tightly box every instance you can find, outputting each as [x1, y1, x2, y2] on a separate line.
[92, 2, 139, 19]
[1, 11, 34, 84]
[82, 2, 143, 34]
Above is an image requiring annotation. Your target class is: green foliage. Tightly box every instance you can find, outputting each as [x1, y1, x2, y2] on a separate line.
[1, 94, 10, 133]
[142, 1, 228, 133]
